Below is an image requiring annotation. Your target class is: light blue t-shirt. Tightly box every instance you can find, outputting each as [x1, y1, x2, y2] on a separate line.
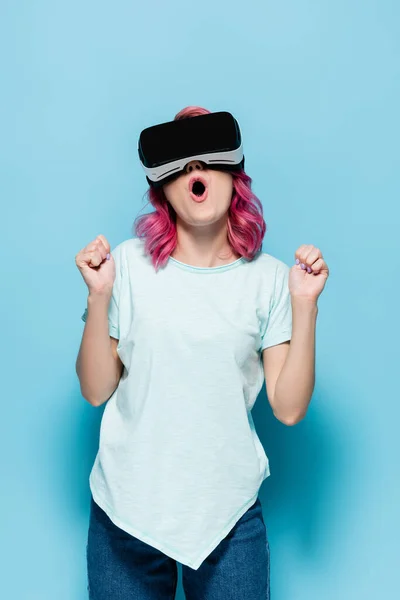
[81, 237, 292, 570]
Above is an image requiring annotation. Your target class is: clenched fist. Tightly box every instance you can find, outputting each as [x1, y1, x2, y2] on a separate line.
[75, 234, 115, 296]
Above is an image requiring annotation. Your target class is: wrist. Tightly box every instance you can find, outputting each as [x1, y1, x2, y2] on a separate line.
[291, 295, 318, 313]
[88, 290, 112, 305]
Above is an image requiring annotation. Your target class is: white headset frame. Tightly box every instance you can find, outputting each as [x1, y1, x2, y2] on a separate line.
[140, 143, 244, 183]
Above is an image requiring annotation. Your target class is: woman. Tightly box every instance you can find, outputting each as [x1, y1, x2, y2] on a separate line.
[75, 106, 329, 599]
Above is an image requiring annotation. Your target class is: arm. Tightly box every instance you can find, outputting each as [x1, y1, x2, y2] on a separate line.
[262, 244, 328, 426]
[76, 292, 123, 407]
[262, 298, 317, 425]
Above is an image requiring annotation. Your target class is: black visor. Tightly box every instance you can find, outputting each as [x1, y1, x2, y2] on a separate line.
[138, 111, 244, 186]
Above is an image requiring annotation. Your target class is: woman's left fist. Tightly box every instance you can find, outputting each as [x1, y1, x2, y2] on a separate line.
[289, 244, 329, 302]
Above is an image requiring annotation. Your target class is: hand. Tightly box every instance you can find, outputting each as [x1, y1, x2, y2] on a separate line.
[75, 234, 115, 296]
[289, 244, 329, 302]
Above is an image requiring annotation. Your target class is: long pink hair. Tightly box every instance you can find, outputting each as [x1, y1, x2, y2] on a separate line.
[134, 106, 267, 270]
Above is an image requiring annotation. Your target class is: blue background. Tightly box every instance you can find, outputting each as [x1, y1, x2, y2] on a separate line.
[1, 1, 399, 598]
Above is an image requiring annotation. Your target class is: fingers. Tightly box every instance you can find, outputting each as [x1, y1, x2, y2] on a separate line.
[87, 249, 104, 268]
[76, 235, 111, 269]
[87, 235, 110, 266]
[295, 245, 324, 274]
[309, 258, 325, 274]
[96, 234, 111, 255]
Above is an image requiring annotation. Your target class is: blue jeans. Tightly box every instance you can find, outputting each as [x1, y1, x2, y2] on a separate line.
[86, 495, 270, 599]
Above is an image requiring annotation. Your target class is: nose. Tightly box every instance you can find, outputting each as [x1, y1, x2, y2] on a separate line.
[185, 160, 204, 174]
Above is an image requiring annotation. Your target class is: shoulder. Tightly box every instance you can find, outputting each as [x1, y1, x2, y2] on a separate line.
[111, 237, 153, 277]
[246, 251, 291, 305]
[249, 250, 290, 278]
[112, 237, 146, 262]
[112, 236, 142, 253]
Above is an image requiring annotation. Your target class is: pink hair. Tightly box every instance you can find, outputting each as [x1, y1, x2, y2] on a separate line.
[133, 106, 267, 271]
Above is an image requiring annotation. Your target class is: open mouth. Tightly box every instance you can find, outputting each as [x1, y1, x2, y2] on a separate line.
[189, 176, 208, 201]
[192, 180, 206, 196]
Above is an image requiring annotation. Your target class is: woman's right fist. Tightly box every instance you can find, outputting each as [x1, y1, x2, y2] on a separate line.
[75, 235, 116, 295]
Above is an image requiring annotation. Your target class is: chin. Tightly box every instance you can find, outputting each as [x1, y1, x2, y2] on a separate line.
[187, 211, 227, 227]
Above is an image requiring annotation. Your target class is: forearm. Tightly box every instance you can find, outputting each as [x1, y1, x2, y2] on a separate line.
[273, 299, 318, 424]
[76, 293, 119, 406]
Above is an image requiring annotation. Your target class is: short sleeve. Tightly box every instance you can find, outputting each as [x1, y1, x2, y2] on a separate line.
[260, 262, 292, 351]
[81, 243, 123, 339]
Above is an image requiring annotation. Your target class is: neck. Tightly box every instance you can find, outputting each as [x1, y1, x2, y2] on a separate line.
[171, 217, 240, 268]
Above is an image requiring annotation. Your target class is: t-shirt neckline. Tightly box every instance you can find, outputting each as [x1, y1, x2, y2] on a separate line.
[168, 255, 246, 274]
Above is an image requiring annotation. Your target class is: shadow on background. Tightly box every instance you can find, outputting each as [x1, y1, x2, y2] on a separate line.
[55, 392, 104, 528]
[253, 380, 346, 598]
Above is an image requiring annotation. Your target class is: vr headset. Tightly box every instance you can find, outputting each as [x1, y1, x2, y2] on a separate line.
[138, 111, 244, 187]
